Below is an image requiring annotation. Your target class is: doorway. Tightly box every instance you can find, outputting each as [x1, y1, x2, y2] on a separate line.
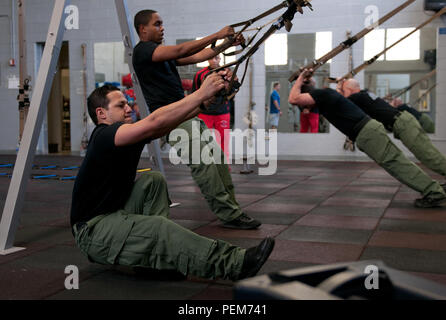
[38, 41, 70, 153]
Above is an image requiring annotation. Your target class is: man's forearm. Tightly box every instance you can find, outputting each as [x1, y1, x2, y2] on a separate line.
[145, 92, 205, 137]
[178, 33, 220, 58]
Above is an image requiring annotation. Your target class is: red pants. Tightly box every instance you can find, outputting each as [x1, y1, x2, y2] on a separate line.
[198, 113, 231, 161]
[300, 113, 319, 133]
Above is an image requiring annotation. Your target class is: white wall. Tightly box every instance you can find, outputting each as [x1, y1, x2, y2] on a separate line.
[0, 0, 444, 159]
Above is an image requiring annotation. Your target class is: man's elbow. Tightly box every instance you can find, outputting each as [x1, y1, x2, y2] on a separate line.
[288, 95, 298, 105]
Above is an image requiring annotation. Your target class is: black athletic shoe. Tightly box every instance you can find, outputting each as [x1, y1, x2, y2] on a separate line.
[222, 213, 261, 230]
[238, 237, 275, 280]
[414, 194, 446, 208]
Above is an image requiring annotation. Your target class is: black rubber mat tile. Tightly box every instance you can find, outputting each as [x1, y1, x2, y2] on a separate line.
[14, 226, 74, 245]
[189, 284, 233, 300]
[295, 214, 379, 230]
[0, 265, 68, 299]
[331, 190, 395, 200]
[368, 231, 446, 251]
[378, 219, 446, 234]
[384, 207, 446, 222]
[276, 225, 372, 245]
[243, 201, 316, 215]
[321, 197, 391, 208]
[243, 211, 302, 225]
[48, 270, 208, 300]
[259, 260, 316, 275]
[270, 239, 363, 264]
[360, 247, 446, 274]
[308, 205, 385, 218]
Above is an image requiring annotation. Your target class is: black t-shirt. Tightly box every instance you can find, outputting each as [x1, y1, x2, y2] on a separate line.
[309, 88, 370, 141]
[398, 104, 422, 120]
[133, 41, 185, 112]
[348, 90, 400, 131]
[192, 67, 230, 115]
[70, 123, 146, 227]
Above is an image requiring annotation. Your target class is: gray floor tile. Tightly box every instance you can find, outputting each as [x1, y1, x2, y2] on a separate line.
[379, 219, 446, 234]
[308, 206, 385, 218]
[276, 225, 373, 245]
[48, 270, 208, 300]
[244, 211, 302, 225]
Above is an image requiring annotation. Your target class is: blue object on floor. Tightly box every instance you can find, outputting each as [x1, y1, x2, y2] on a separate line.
[33, 174, 58, 179]
[40, 165, 57, 169]
[60, 176, 77, 180]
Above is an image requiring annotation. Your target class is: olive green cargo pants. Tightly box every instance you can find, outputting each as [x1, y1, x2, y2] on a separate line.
[74, 172, 245, 280]
[419, 113, 435, 134]
[393, 111, 446, 177]
[356, 119, 445, 198]
[168, 117, 242, 222]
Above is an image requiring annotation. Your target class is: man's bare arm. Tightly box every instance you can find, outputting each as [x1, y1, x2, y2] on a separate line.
[288, 69, 316, 107]
[176, 35, 244, 66]
[151, 26, 235, 63]
[114, 74, 225, 146]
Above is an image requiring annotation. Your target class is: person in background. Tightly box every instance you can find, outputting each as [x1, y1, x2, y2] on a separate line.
[192, 55, 236, 163]
[269, 82, 282, 130]
[299, 105, 319, 133]
[390, 97, 435, 134]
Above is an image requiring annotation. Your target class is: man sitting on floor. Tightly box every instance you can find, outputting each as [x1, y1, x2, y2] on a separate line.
[288, 69, 446, 208]
[70, 76, 274, 281]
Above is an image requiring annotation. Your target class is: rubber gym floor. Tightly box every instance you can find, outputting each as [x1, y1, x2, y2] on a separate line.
[0, 154, 446, 300]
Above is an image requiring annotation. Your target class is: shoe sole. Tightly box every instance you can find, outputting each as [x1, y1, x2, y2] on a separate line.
[221, 222, 262, 230]
[245, 238, 275, 278]
[414, 197, 446, 208]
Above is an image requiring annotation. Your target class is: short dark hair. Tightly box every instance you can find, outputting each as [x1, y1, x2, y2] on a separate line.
[134, 10, 157, 35]
[301, 81, 315, 94]
[273, 82, 280, 88]
[87, 85, 120, 125]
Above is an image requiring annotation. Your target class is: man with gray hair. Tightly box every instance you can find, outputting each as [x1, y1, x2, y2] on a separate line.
[289, 69, 446, 208]
[338, 78, 446, 189]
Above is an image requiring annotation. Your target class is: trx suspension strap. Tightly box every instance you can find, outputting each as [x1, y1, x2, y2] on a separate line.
[388, 69, 437, 100]
[288, 0, 416, 82]
[212, 0, 313, 99]
[334, 6, 446, 83]
[412, 83, 437, 107]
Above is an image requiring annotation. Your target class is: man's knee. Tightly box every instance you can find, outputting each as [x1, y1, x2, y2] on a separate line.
[138, 171, 167, 190]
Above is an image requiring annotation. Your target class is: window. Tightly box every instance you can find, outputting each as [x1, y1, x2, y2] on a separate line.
[315, 31, 333, 62]
[265, 33, 287, 66]
[386, 28, 420, 61]
[364, 29, 385, 61]
[364, 28, 420, 61]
